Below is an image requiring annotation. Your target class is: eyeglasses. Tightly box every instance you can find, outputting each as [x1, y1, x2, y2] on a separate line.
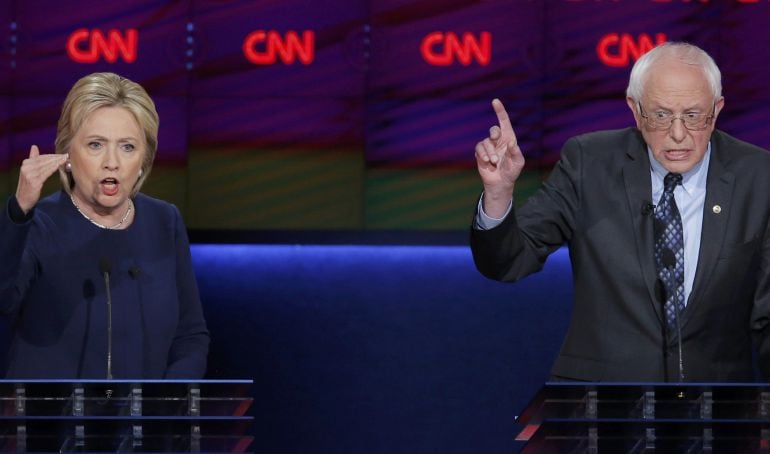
[637, 103, 715, 131]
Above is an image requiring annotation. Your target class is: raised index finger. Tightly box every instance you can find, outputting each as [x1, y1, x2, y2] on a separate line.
[28, 145, 40, 159]
[491, 98, 514, 136]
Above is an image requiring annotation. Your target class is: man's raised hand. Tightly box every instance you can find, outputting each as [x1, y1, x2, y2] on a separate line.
[474, 99, 525, 217]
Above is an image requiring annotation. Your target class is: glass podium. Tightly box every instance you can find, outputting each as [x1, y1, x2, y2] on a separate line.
[516, 382, 770, 452]
[0, 380, 253, 453]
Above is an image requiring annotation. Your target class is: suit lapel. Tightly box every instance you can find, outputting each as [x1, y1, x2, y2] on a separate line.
[685, 133, 735, 317]
[622, 135, 663, 323]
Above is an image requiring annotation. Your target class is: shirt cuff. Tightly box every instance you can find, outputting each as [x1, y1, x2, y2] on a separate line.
[8, 196, 34, 224]
[474, 193, 512, 230]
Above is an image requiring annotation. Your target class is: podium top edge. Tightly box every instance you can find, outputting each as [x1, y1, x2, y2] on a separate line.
[0, 379, 254, 384]
[544, 381, 768, 387]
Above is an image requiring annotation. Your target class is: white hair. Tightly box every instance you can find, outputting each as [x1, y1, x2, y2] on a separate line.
[626, 42, 721, 102]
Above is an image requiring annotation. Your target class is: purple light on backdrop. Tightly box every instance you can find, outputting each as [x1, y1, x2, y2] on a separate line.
[0, 8, 11, 95]
[541, 99, 634, 167]
[369, 1, 544, 99]
[717, 102, 770, 153]
[543, 1, 719, 102]
[366, 97, 543, 168]
[719, 3, 770, 103]
[154, 97, 189, 164]
[13, 0, 188, 96]
[190, 0, 368, 98]
[190, 97, 363, 150]
[8, 97, 59, 163]
[4, 0, 770, 229]
[0, 97, 9, 171]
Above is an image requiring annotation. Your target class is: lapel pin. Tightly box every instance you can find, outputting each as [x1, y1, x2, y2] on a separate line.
[712, 205, 722, 214]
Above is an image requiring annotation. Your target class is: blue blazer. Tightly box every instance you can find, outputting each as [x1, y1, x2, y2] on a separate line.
[0, 191, 209, 379]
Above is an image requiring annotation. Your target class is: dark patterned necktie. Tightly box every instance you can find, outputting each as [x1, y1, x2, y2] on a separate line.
[654, 172, 685, 330]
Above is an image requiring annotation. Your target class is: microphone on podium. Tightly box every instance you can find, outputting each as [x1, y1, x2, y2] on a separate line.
[99, 257, 113, 380]
[658, 248, 685, 383]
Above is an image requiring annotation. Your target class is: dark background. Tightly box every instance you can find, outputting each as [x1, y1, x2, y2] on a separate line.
[3, 0, 770, 231]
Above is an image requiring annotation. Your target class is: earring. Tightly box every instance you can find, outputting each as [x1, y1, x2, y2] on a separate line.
[65, 162, 72, 172]
[139, 169, 144, 177]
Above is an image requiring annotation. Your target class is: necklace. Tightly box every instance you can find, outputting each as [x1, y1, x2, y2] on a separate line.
[70, 194, 133, 229]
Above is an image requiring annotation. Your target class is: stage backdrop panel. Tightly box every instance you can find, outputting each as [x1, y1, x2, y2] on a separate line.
[4, 0, 770, 231]
[12, 0, 189, 97]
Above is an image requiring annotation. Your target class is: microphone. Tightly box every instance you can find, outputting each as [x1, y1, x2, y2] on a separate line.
[656, 258, 685, 383]
[99, 257, 112, 275]
[641, 202, 655, 216]
[99, 257, 113, 380]
[672, 289, 685, 383]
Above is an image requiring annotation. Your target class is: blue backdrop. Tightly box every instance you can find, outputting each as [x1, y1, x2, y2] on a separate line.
[192, 244, 573, 453]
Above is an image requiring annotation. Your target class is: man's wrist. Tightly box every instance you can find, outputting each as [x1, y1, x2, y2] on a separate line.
[482, 187, 513, 219]
[475, 194, 512, 230]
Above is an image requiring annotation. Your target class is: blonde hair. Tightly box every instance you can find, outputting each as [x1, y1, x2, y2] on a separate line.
[56, 72, 159, 196]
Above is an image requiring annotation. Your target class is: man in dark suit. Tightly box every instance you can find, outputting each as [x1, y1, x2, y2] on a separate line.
[471, 41, 770, 382]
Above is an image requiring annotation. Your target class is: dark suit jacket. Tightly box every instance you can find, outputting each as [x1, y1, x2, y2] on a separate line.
[0, 191, 209, 379]
[471, 128, 770, 382]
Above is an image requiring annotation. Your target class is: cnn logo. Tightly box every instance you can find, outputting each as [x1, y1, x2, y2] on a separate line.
[421, 31, 491, 66]
[243, 30, 315, 65]
[597, 32, 667, 67]
[67, 29, 138, 64]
